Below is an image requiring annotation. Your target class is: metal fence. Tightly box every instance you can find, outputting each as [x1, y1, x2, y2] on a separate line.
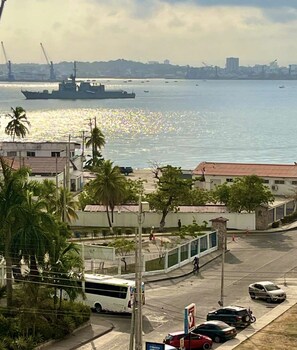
[83, 231, 218, 277]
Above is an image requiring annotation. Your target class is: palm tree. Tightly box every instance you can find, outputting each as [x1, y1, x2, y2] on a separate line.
[12, 190, 57, 280]
[0, 157, 29, 307]
[89, 160, 127, 232]
[46, 238, 83, 308]
[85, 121, 105, 169]
[5, 107, 31, 141]
[56, 187, 79, 223]
[33, 179, 58, 213]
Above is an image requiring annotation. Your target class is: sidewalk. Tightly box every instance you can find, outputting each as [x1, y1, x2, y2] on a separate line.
[39, 319, 114, 350]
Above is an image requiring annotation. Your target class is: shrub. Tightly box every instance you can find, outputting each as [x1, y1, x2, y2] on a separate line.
[271, 221, 280, 228]
[281, 211, 297, 225]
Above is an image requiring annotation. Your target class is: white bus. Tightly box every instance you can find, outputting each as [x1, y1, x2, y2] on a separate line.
[79, 273, 145, 314]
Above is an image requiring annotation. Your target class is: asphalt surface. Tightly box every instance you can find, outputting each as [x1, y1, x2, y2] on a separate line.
[42, 224, 297, 350]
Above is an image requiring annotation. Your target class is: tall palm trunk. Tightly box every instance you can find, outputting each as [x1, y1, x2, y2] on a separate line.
[5, 228, 13, 308]
[105, 205, 113, 233]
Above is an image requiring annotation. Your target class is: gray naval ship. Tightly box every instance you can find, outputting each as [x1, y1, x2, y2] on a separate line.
[21, 62, 135, 100]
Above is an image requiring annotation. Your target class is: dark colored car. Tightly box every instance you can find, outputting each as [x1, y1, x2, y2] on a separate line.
[192, 320, 237, 343]
[119, 166, 133, 176]
[249, 281, 286, 302]
[164, 331, 212, 350]
[206, 305, 255, 328]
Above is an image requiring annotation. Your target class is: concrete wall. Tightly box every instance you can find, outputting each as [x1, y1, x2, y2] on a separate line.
[72, 209, 256, 231]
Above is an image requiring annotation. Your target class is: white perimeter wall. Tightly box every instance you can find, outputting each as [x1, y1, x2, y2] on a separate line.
[72, 210, 255, 230]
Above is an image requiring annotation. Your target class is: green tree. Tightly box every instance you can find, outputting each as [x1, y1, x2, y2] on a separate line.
[213, 175, 274, 213]
[85, 123, 105, 169]
[0, 157, 29, 308]
[184, 187, 212, 206]
[108, 238, 135, 271]
[88, 160, 127, 232]
[33, 179, 57, 212]
[212, 182, 231, 205]
[5, 107, 31, 141]
[46, 235, 83, 309]
[55, 187, 79, 223]
[12, 190, 57, 280]
[146, 165, 193, 230]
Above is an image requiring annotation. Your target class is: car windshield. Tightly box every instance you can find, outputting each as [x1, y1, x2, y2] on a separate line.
[265, 284, 280, 291]
[164, 335, 173, 341]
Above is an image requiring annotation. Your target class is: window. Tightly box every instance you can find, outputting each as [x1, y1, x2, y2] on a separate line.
[226, 178, 233, 182]
[7, 151, 17, 157]
[52, 152, 60, 157]
[85, 282, 128, 299]
[275, 180, 284, 184]
[292, 181, 297, 185]
[27, 151, 35, 157]
[262, 179, 269, 184]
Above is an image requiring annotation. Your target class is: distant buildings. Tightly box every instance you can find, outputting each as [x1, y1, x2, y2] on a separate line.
[2, 57, 297, 80]
[226, 57, 239, 72]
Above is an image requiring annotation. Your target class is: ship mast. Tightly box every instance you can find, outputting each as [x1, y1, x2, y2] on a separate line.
[70, 61, 77, 83]
[0, 0, 7, 21]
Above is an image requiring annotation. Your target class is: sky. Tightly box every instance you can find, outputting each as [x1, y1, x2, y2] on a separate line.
[1, 0, 297, 67]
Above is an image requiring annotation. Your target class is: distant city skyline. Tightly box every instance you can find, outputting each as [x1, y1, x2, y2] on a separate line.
[1, 0, 297, 66]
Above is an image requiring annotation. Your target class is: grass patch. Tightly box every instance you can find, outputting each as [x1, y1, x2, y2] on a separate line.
[235, 304, 297, 350]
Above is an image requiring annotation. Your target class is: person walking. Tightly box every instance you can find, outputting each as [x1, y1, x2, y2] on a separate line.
[193, 256, 200, 275]
[178, 219, 182, 231]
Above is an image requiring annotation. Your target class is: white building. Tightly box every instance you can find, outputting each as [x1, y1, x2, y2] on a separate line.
[0, 141, 84, 192]
[193, 161, 297, 197]
[226, 57, 239, 72]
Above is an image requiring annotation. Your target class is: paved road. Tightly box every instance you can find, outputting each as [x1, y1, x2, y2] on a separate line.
[78, 231, 297, 349]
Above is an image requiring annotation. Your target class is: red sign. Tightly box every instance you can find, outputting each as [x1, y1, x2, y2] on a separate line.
[184, 303, 196, 333]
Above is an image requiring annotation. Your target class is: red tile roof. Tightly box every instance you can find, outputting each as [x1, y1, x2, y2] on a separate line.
[193, 162, 297, 178]
[5, 156, 67, 174]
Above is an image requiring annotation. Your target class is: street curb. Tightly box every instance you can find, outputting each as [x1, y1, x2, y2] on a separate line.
[70, 321, 115, 350]
[227, 224, 297, 235]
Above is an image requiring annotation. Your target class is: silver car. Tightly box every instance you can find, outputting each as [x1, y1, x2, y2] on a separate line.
[249, 281, 286, 302]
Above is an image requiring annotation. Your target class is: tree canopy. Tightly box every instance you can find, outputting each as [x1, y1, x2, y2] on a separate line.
[213, 175, 274, 213]
[5, 106, 31, 141]
[146, 165, 193, 230]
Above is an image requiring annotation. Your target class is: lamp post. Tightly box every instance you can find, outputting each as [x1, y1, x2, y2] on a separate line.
[135, 195, 143, 350]
[219, 229, 225, 307]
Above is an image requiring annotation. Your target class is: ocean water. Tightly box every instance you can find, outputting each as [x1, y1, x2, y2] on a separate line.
[0, 79, 296, 169]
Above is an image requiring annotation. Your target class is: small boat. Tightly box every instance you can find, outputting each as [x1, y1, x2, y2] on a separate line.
[144, 90, 149, 93]
[279, 85, 285, 89]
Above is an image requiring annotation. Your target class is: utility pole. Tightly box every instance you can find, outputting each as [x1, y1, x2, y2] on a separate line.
[135, 195, 143, 350]
[219, 230, 225, 307]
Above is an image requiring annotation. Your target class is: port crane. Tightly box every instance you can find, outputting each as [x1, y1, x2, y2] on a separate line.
[202, 61, 213, 68]
[0, 0, 7, 21]
[40, 43, 56, 80]
[1, 41, 14, 81]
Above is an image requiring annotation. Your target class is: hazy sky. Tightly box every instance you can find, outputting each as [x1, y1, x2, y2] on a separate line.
[1, 0, 297, 66]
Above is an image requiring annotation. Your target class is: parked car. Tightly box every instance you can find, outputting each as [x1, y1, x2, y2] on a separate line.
[163, 331, 212, 350]
[192, 320, 237, 343]
[206, 305, 256, 328]
[165, 346, 178, 350]
[249, 281, 286, 302]
[119, 166, 133, 175]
